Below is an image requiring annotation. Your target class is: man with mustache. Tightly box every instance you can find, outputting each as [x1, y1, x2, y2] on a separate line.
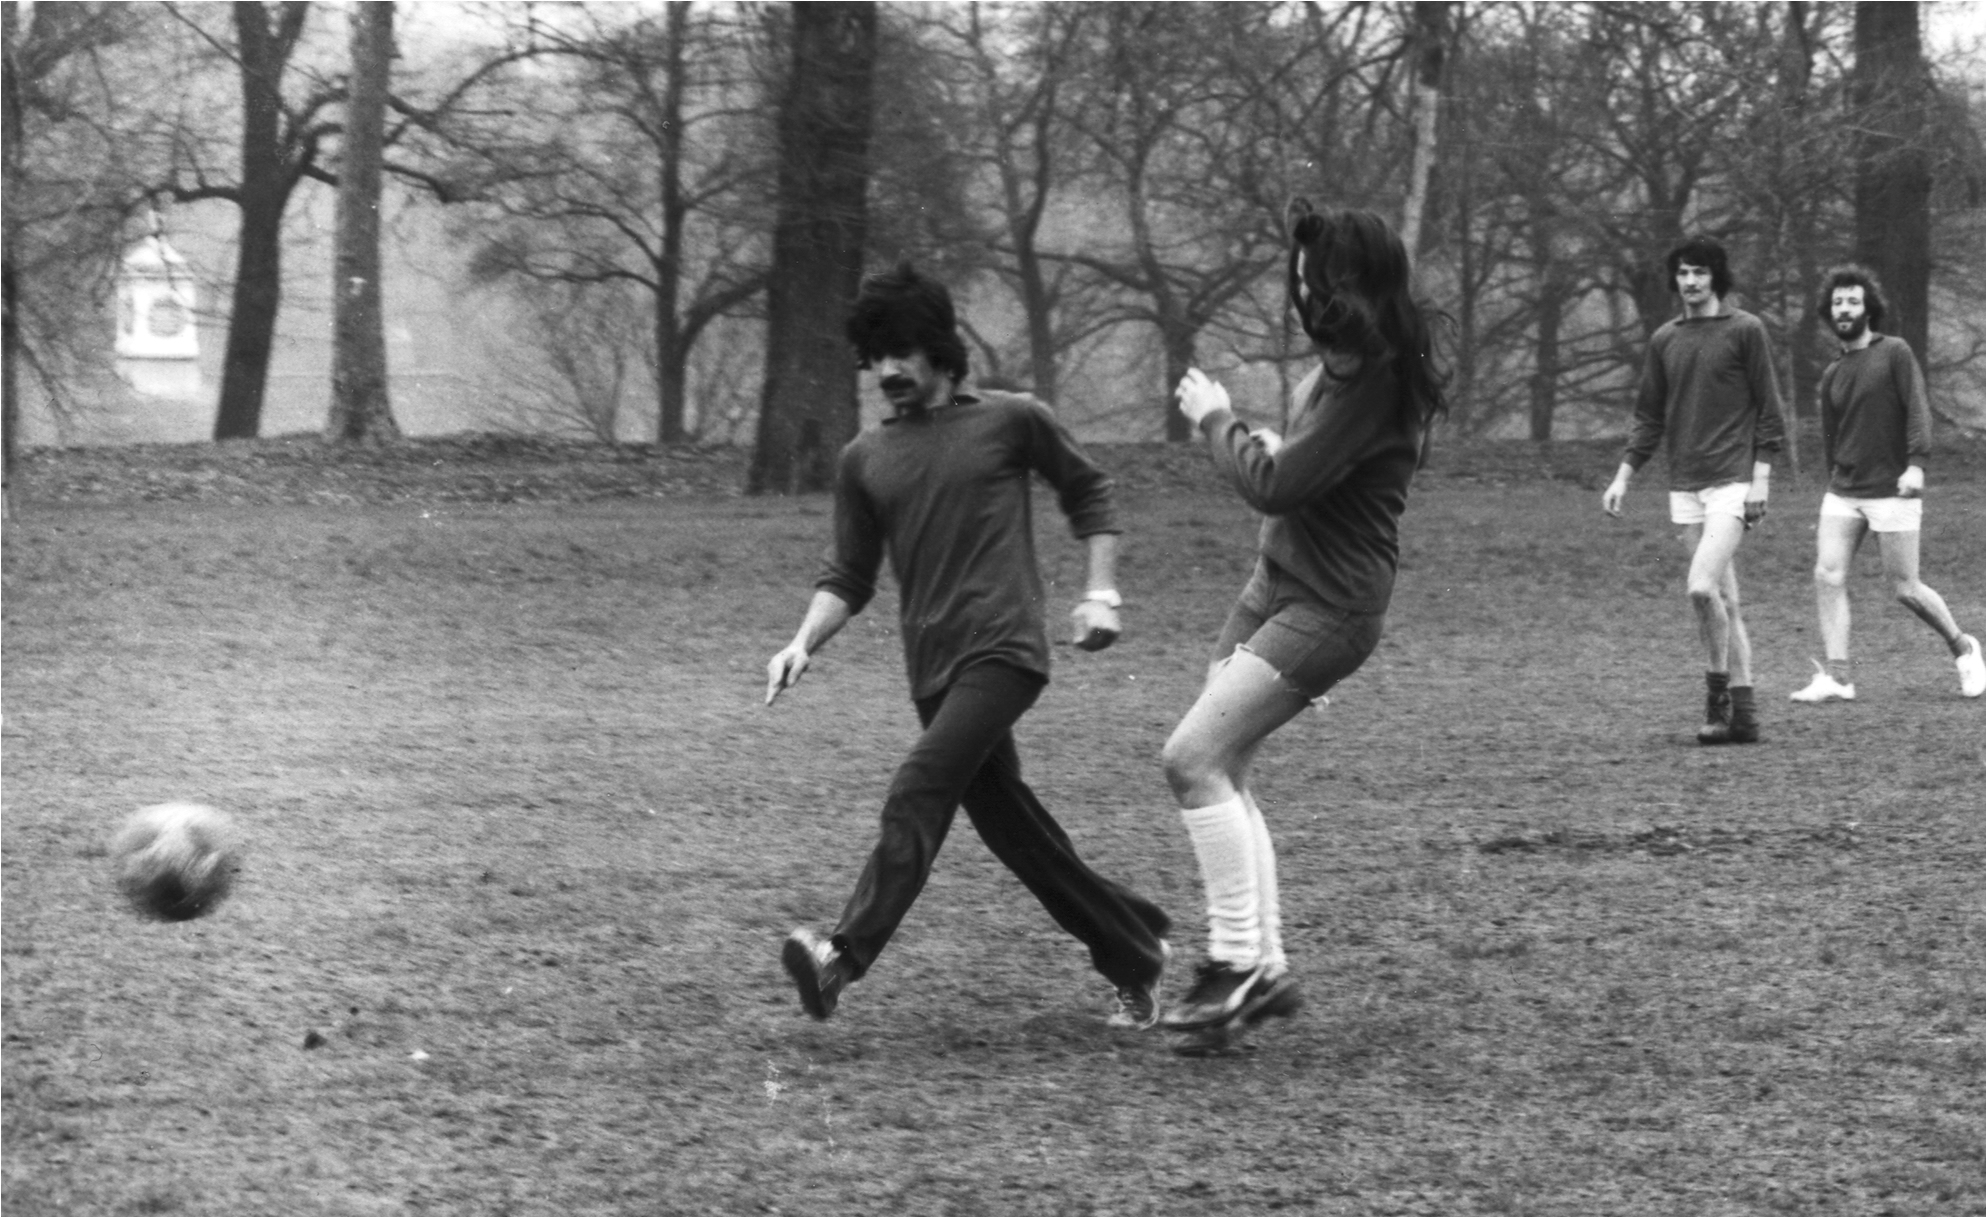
[1788, 265, 1985, 703]
[1603, 235, 1786, 744]
[766, 262, 1172, 1028]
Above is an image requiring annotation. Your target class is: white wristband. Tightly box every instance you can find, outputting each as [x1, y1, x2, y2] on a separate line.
[1082, 590, 1123, 609]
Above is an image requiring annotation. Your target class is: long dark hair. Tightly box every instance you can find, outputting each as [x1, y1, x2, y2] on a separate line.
[1287, 201, 1448, 430]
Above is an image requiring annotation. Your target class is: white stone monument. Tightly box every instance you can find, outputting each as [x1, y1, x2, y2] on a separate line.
[115, 226, 203, 399]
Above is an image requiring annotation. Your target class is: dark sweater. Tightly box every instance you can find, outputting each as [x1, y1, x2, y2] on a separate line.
[1817, 335, 1933, 498]
[817, 391, 1119, 700]
[1199, 362, 1421, 615]
[1623, 307, 1786, 491]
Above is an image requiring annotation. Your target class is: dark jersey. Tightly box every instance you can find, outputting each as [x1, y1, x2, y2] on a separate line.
[1199, 363, 1421, 615]
[1817, 335, 1933, 498]
[817, 391, 1119, 700]
[1623, 307, 1786, 491]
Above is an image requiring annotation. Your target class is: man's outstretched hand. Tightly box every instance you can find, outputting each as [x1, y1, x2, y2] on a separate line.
[765, 644, 811, 706]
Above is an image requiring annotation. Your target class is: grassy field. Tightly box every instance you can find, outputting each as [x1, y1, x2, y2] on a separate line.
[4, 434, 1983, 1216]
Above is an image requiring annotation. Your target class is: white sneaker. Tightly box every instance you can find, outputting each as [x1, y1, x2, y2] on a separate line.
[1789, 660, 1855, 703]
[1957, 635, 1986, 699]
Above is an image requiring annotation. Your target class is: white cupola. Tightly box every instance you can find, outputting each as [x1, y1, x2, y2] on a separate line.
[116, 223, 199, 361]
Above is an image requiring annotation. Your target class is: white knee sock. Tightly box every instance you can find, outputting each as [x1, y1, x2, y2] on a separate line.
[1241, 791, 1286, 978]
[1180, 797, 1259, 968]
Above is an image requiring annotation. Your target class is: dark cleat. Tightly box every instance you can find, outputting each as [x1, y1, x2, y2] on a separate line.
[1161, 960, 1269, 1032]
[781, 928, 853, 1020]
[1107, 940, 1170, 1030]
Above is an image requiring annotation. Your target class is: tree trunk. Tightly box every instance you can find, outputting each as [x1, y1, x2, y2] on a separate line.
[1851, 0, 1932, 370]
[1529, 274, 1565, 443]
[1160, 308, 1194, 443]
[2, 2, 22, 494]
[1016, 245, 1057, 404]
[1451, 124, 1478, 434]
[1781, 0, 1820, 465]
[749, 2, 876, 495]
[655, 0, 688, 445]
[215, 189, 287, 440]
[327, 1, 399, 445]
[656, 288, 687, 444]
[214, 2, 299, 441]
[1399, 0, 1449, 256]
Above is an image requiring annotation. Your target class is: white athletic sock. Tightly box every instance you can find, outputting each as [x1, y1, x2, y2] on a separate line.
[1180, 797, 1260, 969]
[1241, 791, 1286, 978]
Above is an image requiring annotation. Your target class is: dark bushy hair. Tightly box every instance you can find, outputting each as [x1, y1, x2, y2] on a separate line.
[1816, 264, 1889, 331]
[1286, 200, 1448, 429]
[1665, 235, 1733, 298]
[844, 261, 970, 383]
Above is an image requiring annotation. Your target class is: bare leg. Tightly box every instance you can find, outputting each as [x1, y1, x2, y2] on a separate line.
[1683, 517, 1747, 675]
[1877, 530, 1966, 649]
[1162, 650, 1310, 970]
[1163, 650, 1311, 809]
[1813, 514, 1866, 663]
[1721, 549, 1753, 687]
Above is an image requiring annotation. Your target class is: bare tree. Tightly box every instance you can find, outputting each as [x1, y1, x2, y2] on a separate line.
[487, 282, 645, 444]
[920, 3, 1113, 403]
[3, 1, 149, 480]
[1061, 3, 1334, 441]
[430, 3, 774, 445]
[748, 2, 876, 495]
[326, 0, 397, 445]
[156, 2, 340, 440]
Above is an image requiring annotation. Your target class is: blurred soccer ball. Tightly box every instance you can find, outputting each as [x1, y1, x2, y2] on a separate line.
[110, 802, 239, 921]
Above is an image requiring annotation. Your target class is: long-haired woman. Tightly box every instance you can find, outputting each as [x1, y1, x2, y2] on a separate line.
[1163, 203, 1448, 1052]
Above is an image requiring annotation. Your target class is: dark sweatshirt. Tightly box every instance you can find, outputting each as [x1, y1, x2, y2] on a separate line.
[1198, 362, 1421, 615]
[1817, 335, 1933, 498]
[817, 390, 1119, 700]
[1622, 307, 1786, 491]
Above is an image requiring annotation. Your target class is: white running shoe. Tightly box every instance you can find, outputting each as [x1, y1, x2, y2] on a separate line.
[1957, 635, 1986, 699]
[1789, 660, 1855, 703]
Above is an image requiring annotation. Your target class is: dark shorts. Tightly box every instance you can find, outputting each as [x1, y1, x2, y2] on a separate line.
[1212, 559, 1385, 701]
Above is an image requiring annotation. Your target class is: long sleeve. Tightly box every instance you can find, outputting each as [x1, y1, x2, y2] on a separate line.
[1024, 401, 1119, 538]
[1817, 362, 1840, 473]
[1744, 321, 1786, 461]
[815, 445, 884, 615]
[1622, 331, 1671, 472]
[1203, 366, 1392, 516]
[1893, 340, 1934, 465]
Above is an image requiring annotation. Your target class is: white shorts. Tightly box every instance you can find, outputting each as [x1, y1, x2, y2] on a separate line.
[1820, 492, 1922, 533]
[1669, 482, 1749, 525]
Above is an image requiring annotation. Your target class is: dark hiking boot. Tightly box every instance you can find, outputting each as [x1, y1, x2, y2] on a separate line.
[1701, 684, 1760, 745]
[1696, 673, 1733, 745]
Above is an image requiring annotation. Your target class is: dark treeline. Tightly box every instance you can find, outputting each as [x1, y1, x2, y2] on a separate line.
[5, 2, 1983, 487]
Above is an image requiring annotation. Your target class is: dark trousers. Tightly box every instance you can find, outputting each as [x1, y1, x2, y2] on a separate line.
[832, 662, 1170, 989]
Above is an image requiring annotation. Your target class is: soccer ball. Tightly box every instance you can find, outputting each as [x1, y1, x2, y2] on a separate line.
[109, 802, 239, 921]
